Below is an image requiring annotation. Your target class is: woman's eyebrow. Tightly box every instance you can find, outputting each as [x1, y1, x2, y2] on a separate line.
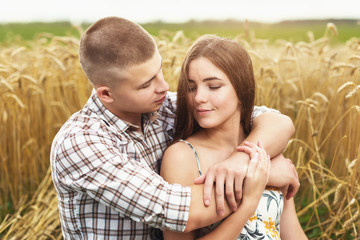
[188, 77, 222, 82]
[202, 77, 222, 82]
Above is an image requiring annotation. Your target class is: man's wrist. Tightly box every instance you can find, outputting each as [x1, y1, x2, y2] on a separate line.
[233, 150, 251, 162]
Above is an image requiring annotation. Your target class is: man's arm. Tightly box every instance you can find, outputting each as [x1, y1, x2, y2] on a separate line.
[52, 130, 191, 232]
[247, 111, 295, 157]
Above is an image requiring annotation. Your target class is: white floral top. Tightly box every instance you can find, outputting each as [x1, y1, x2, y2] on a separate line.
[239, 187, 283, 239]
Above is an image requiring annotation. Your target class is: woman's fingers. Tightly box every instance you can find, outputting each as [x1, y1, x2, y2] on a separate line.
[240, 141, 270, 184]
[236, 145, 257, 158]
[247, 152, 260, 178]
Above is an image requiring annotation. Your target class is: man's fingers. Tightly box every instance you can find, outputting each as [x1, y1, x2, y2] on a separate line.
[292, 171, 300, 197]
[234, 174, 244, 204]
[281, 185, 289, 198]
[215, 174, 226, 216]
[287, 181, 300, 200]
[203, 173, 215, 206]
[286, 185, 294, 200]
[194, 174, 206, 184]
[288, 158, 300, 199]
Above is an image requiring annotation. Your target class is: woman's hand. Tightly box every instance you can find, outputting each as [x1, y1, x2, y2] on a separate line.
[194, 142, 271, 240]
[241, 141, 271, 203]
[237, 143, 299, 199]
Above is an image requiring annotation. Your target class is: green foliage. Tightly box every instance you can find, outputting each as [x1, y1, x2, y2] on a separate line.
[0, 21, 82, 42]
[0, 19, 359, 43]
[143, 19, 360, 43]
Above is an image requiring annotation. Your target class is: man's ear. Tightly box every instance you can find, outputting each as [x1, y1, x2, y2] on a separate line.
[96, 86, 114, 103]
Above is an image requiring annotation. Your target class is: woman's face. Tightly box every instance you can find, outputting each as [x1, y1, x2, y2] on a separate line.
[187, 57, 241, 130]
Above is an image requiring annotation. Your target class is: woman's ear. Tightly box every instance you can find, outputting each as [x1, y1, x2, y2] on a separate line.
[96, 86, 114, 103]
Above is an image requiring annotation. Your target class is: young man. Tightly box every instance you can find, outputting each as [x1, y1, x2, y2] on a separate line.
[50, 16, 299, 239]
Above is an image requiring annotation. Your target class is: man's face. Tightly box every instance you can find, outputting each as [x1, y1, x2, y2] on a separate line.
[107, 50, 169, 125]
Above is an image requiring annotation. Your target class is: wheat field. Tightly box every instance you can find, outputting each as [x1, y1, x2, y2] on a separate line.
[0, 24, 359, 239]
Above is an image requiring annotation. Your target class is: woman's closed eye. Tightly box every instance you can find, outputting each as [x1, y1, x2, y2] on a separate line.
[209, 85, 221, 90]
[188, 85, 197, 92]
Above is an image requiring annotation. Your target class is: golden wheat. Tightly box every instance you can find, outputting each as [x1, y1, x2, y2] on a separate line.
[0, 24, 359, 239]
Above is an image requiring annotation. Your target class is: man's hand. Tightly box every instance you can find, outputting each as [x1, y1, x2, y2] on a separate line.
[194, 151, 250, 216]
[268, 154, 300, 199]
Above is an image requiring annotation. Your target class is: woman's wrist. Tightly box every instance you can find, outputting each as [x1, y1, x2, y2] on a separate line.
[236, 196, 260, 217]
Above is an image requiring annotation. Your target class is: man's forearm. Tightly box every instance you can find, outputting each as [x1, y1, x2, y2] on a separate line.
[246, 112, 294, 157]
[185, 185, 233, 232]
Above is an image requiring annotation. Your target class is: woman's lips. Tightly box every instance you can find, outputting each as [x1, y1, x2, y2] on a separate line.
[196, 109, 212, 115]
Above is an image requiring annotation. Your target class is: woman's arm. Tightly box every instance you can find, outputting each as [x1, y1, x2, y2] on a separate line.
[280, 198, 308, 240]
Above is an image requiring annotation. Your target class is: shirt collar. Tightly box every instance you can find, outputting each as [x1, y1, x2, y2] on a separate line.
[86, 89, 158, 133]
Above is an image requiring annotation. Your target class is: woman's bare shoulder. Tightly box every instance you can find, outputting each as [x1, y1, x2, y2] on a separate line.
[161, 140, 200, 185]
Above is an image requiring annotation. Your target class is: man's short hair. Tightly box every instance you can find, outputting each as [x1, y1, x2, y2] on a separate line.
[79, 17, 156, 86]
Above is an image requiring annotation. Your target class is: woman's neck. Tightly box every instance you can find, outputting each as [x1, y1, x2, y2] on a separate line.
[196, 122, 246, 152]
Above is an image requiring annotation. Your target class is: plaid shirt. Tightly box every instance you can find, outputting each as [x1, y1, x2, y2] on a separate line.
[50, 90, 276, 240]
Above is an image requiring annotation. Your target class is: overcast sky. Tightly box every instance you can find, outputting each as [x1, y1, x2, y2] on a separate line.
[1, 0, 359, 24]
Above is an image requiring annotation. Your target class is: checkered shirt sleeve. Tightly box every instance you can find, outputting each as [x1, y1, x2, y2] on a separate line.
[50, 91, 190, 239]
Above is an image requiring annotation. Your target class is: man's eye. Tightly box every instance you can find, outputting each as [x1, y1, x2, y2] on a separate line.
[141, 83, 151, 89]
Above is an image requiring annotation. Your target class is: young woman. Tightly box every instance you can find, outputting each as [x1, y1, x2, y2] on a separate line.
[160, 35, 307, 239]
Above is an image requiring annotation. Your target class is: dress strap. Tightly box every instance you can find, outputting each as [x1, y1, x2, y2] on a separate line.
[179, 139, 202, 176]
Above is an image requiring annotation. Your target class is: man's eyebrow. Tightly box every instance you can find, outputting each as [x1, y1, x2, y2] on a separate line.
[138, 61, 163, 88]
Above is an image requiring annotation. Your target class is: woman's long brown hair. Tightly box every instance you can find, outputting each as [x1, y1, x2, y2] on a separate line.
[174, 35, 256, 142]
